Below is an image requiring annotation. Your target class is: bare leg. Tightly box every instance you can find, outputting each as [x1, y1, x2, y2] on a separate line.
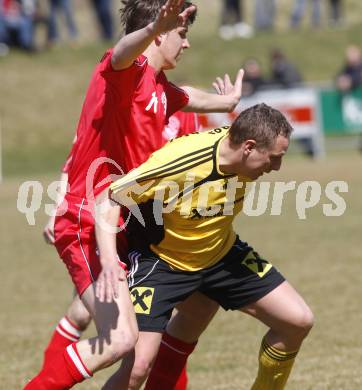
[77, 280, 138, 373]
[241, 281, 313, 389]
[66, 291, 92, 330]
[103, 331, 162, 390]
[167, 291, 219, 342]
[241, 281, 313, 350]
[104, 292, 219, 389]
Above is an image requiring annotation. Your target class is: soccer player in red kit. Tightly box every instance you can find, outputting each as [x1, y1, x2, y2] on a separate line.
[24, 1, 244, 388]
[39, 111, 201, 388]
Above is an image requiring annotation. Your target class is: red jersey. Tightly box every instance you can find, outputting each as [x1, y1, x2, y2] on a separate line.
[66, 50, 189, 199]
[162, 111, 200, 140]
[62, 112, 198, 173]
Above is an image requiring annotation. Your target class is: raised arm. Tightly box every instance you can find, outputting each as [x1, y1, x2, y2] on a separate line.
[182, 69, 244, 113]
[112, 0, 197, 70]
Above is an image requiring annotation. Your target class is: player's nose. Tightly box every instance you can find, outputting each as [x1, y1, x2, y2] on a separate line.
[183, 38, 191, 49]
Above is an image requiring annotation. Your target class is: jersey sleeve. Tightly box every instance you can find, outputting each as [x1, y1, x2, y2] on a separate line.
[110, 146, 175, 208]
[163, 77, 189, 118]
[99, 49, 148, 92]
[110, 165, 160, 213]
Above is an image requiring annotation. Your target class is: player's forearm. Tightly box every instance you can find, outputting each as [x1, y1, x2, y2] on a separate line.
[182, 87, 240, 113]
[112, 23, 158, 70]
[95, 191, 120, 265]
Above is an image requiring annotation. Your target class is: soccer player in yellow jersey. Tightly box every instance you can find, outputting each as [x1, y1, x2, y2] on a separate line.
[96, 103, 314, 390]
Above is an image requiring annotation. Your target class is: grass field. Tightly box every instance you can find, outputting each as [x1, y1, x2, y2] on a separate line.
[1, 152, 361, 389]
[1, 0, 362, 388]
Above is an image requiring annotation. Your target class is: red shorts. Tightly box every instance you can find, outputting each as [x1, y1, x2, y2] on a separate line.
[54, 194, 128, 296]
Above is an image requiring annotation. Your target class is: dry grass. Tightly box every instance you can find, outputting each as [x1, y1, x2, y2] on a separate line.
[1, 1, 362, 388]
[1, 152, 361, 389]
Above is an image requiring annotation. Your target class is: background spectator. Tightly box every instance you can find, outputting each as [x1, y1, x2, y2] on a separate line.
[219, 0, 253, 40]
[242, 57, 268, 95]
[90, 0, 113, 41]
[0, 0, 36, 51]
[254, 0, 276, 31]
[47, 0, 77, 46]
[290, 0, 321, 29]
[269, 48, 303, 88]
[329, 0, 343, 26]
[335, 45, 362, 92]
[268, 48, 314, 156]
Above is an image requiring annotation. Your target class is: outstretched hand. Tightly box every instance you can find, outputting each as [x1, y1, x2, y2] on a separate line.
[212, 69, 244, 110]
[153, 0, 197, 35]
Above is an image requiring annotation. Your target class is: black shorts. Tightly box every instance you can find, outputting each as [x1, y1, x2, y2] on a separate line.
[127, 238, 285, 332]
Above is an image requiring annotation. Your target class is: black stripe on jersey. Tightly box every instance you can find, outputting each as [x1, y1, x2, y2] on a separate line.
[137, 145, 214, 179]
[137, 154, 214, 184]
[135, 150, 213, 184]
[110, 152, 214, 196]
[111, 133, 224, 195]
[169, 135, 236, 201]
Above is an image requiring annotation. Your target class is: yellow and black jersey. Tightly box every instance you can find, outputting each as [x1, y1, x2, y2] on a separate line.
[110, 127, 248, 271]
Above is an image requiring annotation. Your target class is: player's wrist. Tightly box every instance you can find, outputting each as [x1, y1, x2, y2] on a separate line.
[147, 22, 159, 37]
[100, 254, 119, 267]
[227, 95, 240, 112]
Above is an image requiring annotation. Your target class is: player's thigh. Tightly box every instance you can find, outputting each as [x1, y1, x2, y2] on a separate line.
[175, 291, 219, 318]
[81, 280, 138, 340]
[167, 292, 219, 342]
[240, 280, 313, 332]
[134, 331, 163, 370]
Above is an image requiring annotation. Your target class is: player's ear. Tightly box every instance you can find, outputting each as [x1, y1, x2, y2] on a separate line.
[243, 140, 256, 156]
[155, 34, 163, 46]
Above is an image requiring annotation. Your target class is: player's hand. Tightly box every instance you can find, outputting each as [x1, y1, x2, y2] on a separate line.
[96, 260, 127, 303]
[153, 0, 197, 35]
[212, 69, 244, 110]
[43, 215, 56, 245]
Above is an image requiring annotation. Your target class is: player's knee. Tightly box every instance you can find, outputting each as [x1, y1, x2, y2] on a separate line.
[289, 306, 314, 339]
[130, 356, 154, 387]
[67, 300, 92, 331]
[106, 331, 138, 364]
[70, 310, 92, 331]
[298, 306, 314, 336]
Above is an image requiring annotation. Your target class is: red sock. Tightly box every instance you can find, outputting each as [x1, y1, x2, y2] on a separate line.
[144, 332, 197, 390]
[174, 365, 188, 390]
[42, 316, 82, 370]
[23, 343, 92, 390]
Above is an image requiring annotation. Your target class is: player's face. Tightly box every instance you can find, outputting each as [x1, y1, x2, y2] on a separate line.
[241, 135, 289, 180]
[160, 26, 190, 70]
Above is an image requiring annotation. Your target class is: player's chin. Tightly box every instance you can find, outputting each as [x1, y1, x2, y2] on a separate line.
[164, 60, 177, 70]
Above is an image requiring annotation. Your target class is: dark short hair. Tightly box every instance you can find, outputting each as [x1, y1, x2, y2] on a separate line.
[229, 103, 293, 149]
[120, 0, 197, 35]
